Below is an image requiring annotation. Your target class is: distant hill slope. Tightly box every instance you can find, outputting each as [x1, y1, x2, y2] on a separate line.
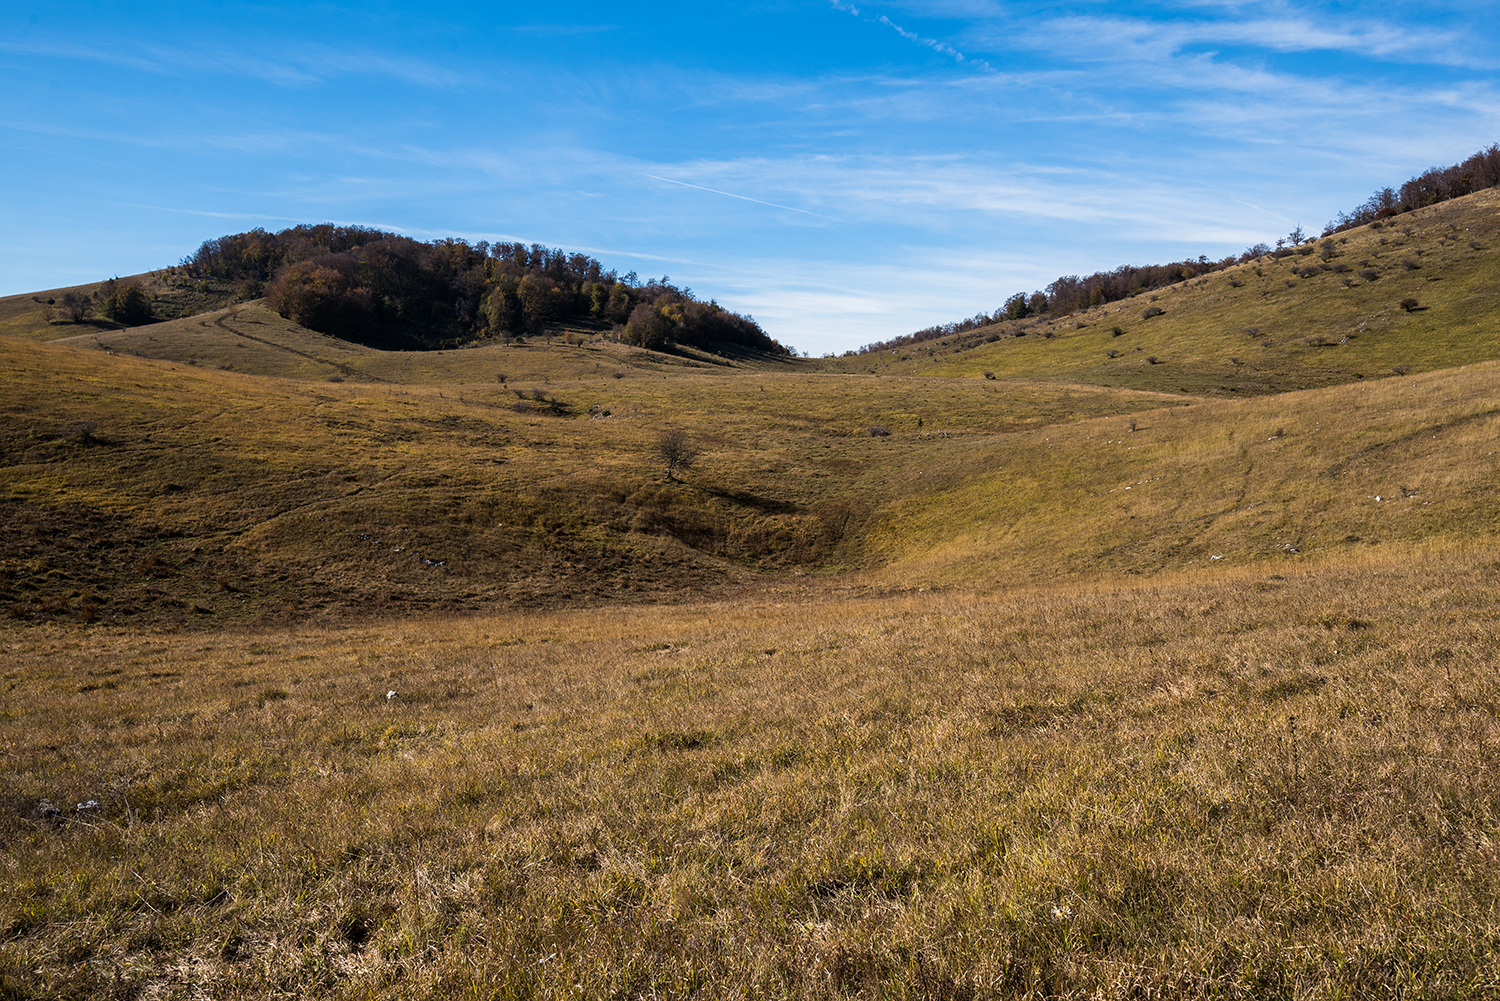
[861, 142, 1500, 356]
[0, 272, 243, 341]
[858, 360, 1500, 590]
[0, 328, 1178, 626]
[2, 228, 790, 358]
[3, 184, 1499, 627]
[826, 188, 1500, 397]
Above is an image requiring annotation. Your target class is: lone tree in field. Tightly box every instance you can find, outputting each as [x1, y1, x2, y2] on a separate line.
[653, 429, 700, 481]
[59, 291, 92, 323]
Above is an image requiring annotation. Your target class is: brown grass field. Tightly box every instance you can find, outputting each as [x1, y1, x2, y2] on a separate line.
[3, 192, 1500, 998]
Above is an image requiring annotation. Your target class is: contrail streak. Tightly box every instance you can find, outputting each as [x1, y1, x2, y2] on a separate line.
[646, 175, 840, 222]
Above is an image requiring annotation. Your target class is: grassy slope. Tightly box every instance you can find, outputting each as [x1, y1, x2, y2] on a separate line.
[4, 188, 1500, 998]
[861, 360, 1500, 588]
[0, 271, 243, 341]
[6, 555, 1500, 998]
[0, 326, 1179, 626]
[824, 188, 1500, 397]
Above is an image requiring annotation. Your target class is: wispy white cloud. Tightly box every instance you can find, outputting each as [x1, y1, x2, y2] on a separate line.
[0, 141, 114, 166]
[4, 0, 1494, 355]
[645, 174, 844, 222]
[116, 203, 315, 224]
[1029, 13, 1484, 69]
[705, 248, 1081, 354]
[0, 36, 465, 87]
[629, 150, 1305, 245]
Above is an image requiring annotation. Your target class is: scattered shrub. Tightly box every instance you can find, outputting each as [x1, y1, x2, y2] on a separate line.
[59, 290, 93, 323]
[98, 280, 153, 325]
[653, 428, 700, 480]
[1142, 306, 1165, 319]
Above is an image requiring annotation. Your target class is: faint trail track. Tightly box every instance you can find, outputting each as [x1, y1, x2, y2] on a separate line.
[215, 310, 389, 383]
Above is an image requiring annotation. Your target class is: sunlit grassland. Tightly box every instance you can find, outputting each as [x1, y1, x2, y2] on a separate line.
[6, 187, 1500, 998]
[50, 304, 396, 383]
[5, 550, 1500, 998]
[0, 331, 1183, 623]
[830, 190, 1500, 397]
[861, 359, 1500, 588]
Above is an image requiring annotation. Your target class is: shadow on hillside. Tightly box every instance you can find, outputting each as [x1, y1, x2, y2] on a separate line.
[49, 318, 131, 332]
[700, 484, 801, 514]
[661, 341, 803, 366]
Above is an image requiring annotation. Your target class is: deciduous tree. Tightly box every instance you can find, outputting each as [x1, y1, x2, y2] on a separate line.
[653, 429, 700, 481]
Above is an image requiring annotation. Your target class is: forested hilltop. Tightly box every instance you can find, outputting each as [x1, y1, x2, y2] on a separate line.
[859, 141, 1500, 355]
[181, 225, 788, 355]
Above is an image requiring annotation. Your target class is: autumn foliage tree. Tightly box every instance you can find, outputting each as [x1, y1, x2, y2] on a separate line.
[624, 302, 672, 350]
[98, 280, 153, 325]
[1325, 142, 1500, 234]
[187, 225, 788, 355]
[264, 259, 375, 341]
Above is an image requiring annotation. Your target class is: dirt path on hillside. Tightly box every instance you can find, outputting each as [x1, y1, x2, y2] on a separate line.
[213, 310, 389, 383]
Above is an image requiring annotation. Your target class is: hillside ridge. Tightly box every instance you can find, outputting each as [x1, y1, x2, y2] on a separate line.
[2, 187, 1498, 626]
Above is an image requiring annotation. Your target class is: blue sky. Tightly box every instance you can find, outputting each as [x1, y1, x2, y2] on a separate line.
[2, 1, 1497, 355]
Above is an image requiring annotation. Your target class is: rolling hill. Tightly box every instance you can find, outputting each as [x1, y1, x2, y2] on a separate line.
[4, 184, 1500, 1000]
[2, 189, 1499, 626]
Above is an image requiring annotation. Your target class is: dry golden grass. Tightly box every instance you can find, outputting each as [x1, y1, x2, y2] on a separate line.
[860, 358, 1500, 588]
[5, 548, 1500, 998]
[825, 189, 1500, 398]
[7, 189, 1500, 998]
[0, 271, 242, 341]
[0, 330, 1182, 627]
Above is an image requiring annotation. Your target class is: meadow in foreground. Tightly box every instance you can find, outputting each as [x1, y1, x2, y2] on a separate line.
[5, 543, 1499, 999]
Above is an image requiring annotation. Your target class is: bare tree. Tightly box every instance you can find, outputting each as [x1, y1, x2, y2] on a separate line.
[653, 429, 700, 481]
[59, 291, 92, 323]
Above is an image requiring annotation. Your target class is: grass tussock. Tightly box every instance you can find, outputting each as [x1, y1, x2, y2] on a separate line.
[5, 549, 1500, 998]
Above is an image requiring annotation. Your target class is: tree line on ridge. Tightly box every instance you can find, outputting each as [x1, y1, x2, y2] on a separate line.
[181, 225, 787, 355]
[856, 142, 1500, 355]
